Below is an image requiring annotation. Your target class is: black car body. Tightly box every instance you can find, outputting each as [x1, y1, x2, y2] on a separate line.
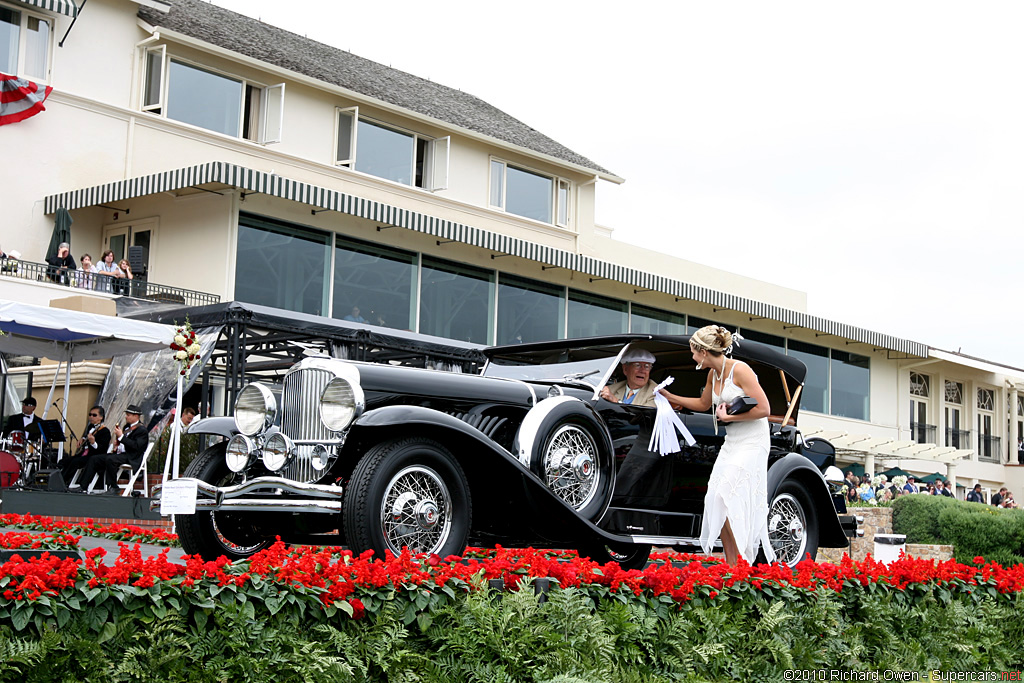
[160, 334, 852, 568]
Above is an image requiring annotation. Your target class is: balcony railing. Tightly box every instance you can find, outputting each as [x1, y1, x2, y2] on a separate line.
[909, 422, 937, 445]
[0, 258, 219, 307]
[977, 434, 1001, 463]
[945, 428, 971, 449]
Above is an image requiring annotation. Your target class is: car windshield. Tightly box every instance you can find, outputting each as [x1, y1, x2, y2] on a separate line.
[483, 355, 618, 388]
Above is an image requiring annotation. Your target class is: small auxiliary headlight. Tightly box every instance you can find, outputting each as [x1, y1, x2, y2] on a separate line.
[320, 377, 363, 432]
[311, 444, 332, 471]
[262, 432, 293, 471]
[225, 434, 255, 473]
[234, 383, 277, 436]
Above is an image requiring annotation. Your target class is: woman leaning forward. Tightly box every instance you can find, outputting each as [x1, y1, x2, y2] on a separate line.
[659, 325, 776, 566]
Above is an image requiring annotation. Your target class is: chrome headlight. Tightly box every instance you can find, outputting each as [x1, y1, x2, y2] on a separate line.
[319, 377, 364, 432]
[823, 465, 846, 495]
[262, 432, 294, 471]
[234, 383, 277, 436]
[225, 434, 255, 473]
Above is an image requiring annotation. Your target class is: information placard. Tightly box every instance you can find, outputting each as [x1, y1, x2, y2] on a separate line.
[159, 479, 198, 515]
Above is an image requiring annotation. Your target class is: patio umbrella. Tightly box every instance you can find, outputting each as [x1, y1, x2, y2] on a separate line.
[0, 73, 53, 126]
[880, 466, 912, 478]
[918, 472, 947, 484]
[46, 208, 73, 262]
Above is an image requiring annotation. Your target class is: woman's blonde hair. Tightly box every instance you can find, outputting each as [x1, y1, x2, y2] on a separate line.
[689, 325, 733, 356]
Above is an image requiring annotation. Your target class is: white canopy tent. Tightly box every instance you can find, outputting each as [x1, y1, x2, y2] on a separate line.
[0, 301, 174, 455]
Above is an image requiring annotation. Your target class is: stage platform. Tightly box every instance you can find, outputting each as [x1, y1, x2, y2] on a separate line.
[0, 487, 166, 525]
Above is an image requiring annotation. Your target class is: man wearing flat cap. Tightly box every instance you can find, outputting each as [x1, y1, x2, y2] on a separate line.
[600, 348, 659, 407]
[3, 396, 40, 438]
[80, 404, 149, 494]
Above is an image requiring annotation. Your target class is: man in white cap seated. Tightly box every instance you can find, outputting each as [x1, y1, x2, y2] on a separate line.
[600, 348, 659, 407]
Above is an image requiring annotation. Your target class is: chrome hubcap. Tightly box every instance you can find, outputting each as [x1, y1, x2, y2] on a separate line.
[381, 465, 452, 555]
[544, 425, 600, 510]
[767, 492, 808, 566]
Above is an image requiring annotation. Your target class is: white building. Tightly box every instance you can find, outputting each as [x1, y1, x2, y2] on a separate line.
[2, 0, 1022, 498]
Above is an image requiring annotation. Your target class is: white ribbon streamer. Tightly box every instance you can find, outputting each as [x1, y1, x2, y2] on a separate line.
[648, 376, 697, 456]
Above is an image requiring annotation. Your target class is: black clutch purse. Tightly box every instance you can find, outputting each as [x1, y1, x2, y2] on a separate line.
[727, 396, 757, 415]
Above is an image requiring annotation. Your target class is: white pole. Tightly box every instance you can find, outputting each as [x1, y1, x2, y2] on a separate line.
[173, 372, 183, 479]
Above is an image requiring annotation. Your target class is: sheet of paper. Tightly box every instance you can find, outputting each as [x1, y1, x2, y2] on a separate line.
[159, 478, 198, 515]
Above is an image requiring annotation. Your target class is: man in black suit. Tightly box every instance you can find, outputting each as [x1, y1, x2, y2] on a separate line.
[81, 404, 148, 494]
[3, 396, 40, 439]
[63, 405, 111, 489]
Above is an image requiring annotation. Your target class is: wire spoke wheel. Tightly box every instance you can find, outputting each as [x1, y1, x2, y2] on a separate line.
[379, 465, 453, 555]
[543, 424, 600, 510]
[767, 492, 807, 566]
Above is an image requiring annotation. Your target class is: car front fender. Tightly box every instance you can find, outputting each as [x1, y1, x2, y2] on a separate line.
[768, 452, 847, 548]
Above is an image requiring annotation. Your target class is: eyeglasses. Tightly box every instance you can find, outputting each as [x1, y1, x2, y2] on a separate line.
[89, 413, 100, 417]
[625, 362, 652, 370]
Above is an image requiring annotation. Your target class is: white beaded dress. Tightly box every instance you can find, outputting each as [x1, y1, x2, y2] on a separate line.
[699, 360, 776, 564]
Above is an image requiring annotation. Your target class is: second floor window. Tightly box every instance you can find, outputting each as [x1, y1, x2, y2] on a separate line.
[489, 159, 570, 227]
[142, 48, 284, 143]
[335, 107, 449, 191]
[0, 5, 50, 81]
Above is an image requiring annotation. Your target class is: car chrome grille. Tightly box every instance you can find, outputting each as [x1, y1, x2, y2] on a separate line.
[281, 368, 336, 484]
[447, 411, 507, 440]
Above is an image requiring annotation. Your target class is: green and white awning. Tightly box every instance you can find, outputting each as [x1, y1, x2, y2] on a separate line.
[43, 161, 929, 357]
[13, 0, 78, 17]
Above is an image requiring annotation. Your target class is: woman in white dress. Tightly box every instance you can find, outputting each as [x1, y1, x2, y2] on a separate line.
[659, 325, 776, 565]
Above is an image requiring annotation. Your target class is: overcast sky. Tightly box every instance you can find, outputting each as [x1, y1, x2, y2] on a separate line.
[207, 0, 1023, 368]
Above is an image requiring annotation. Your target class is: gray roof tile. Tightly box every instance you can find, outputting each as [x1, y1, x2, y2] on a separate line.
[138, 0, 613, 176]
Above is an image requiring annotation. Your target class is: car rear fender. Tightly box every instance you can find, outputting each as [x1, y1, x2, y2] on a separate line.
[768, 452, 847, 548]
[348, 404, 626, 547]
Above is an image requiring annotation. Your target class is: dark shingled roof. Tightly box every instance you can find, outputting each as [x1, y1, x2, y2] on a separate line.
[138, 0, 614, 177]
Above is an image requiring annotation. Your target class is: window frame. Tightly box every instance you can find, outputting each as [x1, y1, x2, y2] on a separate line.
[334, 108, 448, 191]
[488, 157, 571, 227]
[0, 2, 54, 83]
[140, 48, 284, 144]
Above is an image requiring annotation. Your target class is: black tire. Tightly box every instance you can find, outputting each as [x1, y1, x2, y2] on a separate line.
[176, 443, 274, 561]
[530, 414, 614, 522]
[579, 542, 652, 571]
[344, 438, 471, 558]
[760, 479, 819, 567]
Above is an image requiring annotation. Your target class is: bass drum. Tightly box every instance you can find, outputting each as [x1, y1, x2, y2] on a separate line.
[0, 451, 21, 488]
[7, 430, 26, 454]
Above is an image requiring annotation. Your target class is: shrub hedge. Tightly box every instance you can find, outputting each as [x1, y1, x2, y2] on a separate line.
[892, 495, 1024, 565]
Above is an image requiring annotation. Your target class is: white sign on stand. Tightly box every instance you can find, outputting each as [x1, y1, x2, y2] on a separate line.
[159, 478, 198, 515]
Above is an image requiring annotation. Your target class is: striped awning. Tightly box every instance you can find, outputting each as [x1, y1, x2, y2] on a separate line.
[43, 161, 929, 357]
[13, 0, 78, 17]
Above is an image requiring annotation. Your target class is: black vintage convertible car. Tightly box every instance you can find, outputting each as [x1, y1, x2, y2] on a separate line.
[159, 334, 854, 568]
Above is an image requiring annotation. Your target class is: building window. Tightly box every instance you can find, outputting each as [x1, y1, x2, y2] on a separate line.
[496, 274, 564, 345]
[945, 380, 966, 449]
[737, 328, 786, 350]
[335, 108, 448, 190]
[142, 51, 285, 143]
[489, 159, 570, 226]
[0, 5, 51, 81]
[234, 214, 330, 315]
[787, 340, 829, 415]
[977, 388, 994, 411]
[909, 372, 933, 444]
[567, 290, 626, 339]
[419, 257, 494, 344]
[830, 351, 869, 421]
[332, 236, 416, 331]
[630, 304, 686, 335]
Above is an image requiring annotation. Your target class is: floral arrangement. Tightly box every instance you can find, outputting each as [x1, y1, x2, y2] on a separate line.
[169, 318, 201, 380]
[891, 474, 908, 490]
[871, 474, 888, 488]
[0, 513, 179, 547]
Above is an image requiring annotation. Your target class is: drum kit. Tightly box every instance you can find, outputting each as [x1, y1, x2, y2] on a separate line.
[0, 430, 47, 488]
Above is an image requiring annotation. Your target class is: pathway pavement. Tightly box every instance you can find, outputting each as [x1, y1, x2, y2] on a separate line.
[0, 525, 187, 563]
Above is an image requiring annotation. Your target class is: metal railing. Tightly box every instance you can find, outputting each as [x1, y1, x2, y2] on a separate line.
[909, 422, 937, 445]
[945, 428, 971, 449]
[0, 258, 219, 307]
[977, 434, 1001, 463]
